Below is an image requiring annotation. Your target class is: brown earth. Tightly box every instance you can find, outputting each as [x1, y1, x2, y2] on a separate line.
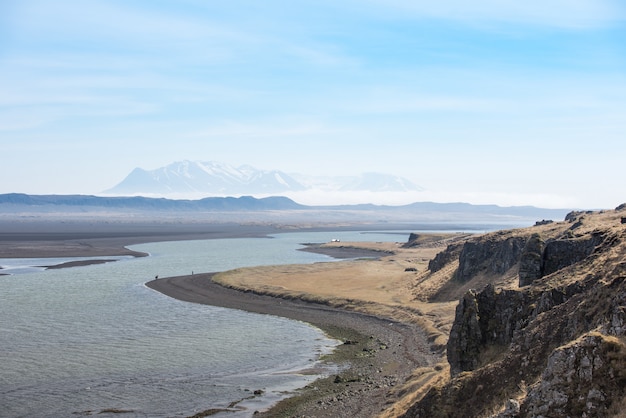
[151, 208, 626, 418]
[147, 271, 441, 417]
[400, 207, 626, 418]
[193, 236, 466, 417]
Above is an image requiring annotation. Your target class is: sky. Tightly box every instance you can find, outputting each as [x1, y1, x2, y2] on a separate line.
[1, 0, 625, 209]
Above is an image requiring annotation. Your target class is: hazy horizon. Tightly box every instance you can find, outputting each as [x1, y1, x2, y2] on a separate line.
[2, 1, 625, 210]
[95, 159, 602, 209]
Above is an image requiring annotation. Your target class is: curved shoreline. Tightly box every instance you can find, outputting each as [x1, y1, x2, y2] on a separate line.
[2, 223, 445, 416]
[147, 273, 437, 417]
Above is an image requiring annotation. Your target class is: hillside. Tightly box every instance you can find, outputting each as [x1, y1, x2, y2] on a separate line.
[402, 204, 626, 417]
[207, 205, 625, 417]
[6, 192, 621, 416]
[0, 193, 303, 211]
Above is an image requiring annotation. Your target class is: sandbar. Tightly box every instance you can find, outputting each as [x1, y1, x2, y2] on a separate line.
[0, 221, 285, 259]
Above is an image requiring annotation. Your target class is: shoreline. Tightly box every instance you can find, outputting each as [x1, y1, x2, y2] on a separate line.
[2, 222, 450, 416]
[147, 273, 438, 417]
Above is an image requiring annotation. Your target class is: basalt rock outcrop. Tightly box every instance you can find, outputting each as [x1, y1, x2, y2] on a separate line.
[454, 235, 526, 283]
[447, 284, 532, 376]
[521, 332, 626, 417]
[403, 206, 626, 418]
[428, 242, 463, 273]
[518, 229, 605, 287]
[541, 232, 605, 277]
[518, 233, 545, 286]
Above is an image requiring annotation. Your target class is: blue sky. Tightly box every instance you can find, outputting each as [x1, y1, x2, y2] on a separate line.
[1, 0, 625, 209]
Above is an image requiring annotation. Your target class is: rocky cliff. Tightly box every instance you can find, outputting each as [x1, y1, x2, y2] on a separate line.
[402, 206, 626, 418]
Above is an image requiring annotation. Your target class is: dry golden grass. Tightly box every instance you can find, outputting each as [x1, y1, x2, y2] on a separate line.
[213, 209, 626, 417]
[378, 363, 450, 418]
[214, 240, 458, 330]
[213, 236, 463, 417]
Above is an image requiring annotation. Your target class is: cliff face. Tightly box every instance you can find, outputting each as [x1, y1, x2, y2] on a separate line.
[447, 284, 532, 376]
[428, 242, 463, 273]
[455, 236, 527, 283]
[521, 332, 626, 417]
[403, 206, 626, 418]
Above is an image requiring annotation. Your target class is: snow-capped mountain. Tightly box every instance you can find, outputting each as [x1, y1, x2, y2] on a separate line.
[106, 161, 305, 195]
[105, 160, 422, 197]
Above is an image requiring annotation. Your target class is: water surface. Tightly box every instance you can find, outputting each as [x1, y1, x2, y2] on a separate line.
[1, 231, 410, 417]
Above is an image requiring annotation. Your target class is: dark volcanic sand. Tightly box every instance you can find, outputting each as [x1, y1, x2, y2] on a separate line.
[0, 222, 285, 258]
[299, 243, 392, 259]
[44, 259, 119, 269]
[147, 274, 437, 417]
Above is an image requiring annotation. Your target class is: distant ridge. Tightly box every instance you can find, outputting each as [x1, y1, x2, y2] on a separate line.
[0, 193, 570, 221]
[322, 201, 571, 219]
[0, 193, 304, 211]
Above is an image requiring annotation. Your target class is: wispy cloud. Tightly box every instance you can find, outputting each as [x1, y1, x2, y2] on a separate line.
[1, 1, 624, 208]
[189, 119, 342, 140]
[13, 0, 245, 44]
[362, 0, 625, 28]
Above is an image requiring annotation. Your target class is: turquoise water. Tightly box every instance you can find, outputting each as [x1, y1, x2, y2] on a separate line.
[0, 230, 410, 417]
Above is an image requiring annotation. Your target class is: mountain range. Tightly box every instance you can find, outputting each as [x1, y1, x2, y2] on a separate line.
[105, 160, 423, 196]
[0, 193, 571, 229]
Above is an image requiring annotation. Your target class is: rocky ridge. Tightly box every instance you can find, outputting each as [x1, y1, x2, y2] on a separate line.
[402, 205, 626, 417]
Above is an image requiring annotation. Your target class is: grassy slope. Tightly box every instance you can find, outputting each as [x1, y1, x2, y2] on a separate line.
[214, 208, 626, 417]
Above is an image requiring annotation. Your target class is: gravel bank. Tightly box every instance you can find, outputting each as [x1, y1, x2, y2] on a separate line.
[147, 273, 438, 417]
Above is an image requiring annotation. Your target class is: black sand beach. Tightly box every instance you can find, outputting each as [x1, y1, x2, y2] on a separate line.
[147, 274, 437, 417]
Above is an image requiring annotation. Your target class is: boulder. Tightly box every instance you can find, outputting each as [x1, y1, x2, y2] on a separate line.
[455, 236, 526, 283]
[542, 233, 604, 276]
